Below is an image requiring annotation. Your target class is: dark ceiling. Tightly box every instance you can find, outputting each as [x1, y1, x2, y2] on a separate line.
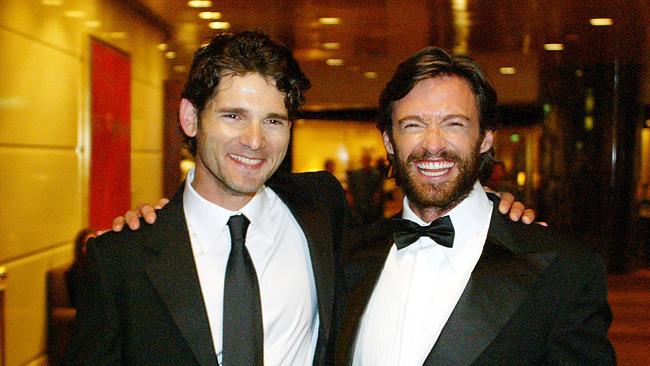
[135, 0, 649, 109]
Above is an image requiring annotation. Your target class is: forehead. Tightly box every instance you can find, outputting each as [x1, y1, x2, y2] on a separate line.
[210, 72, 286, 104]
[393, 75, 478, 120]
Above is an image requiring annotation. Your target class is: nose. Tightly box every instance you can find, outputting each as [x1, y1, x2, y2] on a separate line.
[240, 121, 266, 150]
[421, 126, 445, 155]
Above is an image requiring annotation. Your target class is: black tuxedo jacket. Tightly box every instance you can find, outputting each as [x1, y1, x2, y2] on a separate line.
[336, 198, 615, 366]
[66, 171, 350, 366]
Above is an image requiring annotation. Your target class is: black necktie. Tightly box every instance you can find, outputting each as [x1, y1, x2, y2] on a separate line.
[223, 215, 264, 366]
[390, 216, 455, 249]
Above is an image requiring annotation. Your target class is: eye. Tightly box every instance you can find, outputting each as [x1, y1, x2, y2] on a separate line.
[445, 118, 468, 128]
[266, 118, 289, 127]
[400, 120, 425, 130]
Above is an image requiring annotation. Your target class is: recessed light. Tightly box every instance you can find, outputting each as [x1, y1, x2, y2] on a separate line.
[321, 42, 341, 50]
[589, 18, 613, 26]
[499, 67, 516, 75]
[64, 10, 86, 18]
[188, 0, 213, 7]
[108, 32, 127, 39]
[174, 65, 188, 73]
[208, 21, 230, 30]
[363, 71, 378, 79]
[84, 20, 101, 28]
[326, 58, 344, 66]
[157, 43, 169, 51]
[199, 11, 221, 20]
[165, 51, 177, 59]
[319, 17, 341, 25]
[544, 43, 564, 51]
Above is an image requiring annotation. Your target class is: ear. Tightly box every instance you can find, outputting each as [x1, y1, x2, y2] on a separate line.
[382, 130, 395, 155]
[479, 130, 494, 154]
[179, 98, 198, 137]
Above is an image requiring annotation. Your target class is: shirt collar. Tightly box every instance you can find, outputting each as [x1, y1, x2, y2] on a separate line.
[183, 168, 274, 253]
[401, 181, 493, 268]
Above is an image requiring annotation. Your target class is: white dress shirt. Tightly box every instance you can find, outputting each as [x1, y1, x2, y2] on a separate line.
[182, 168, 319, 365]
[353, 181, 493, 366]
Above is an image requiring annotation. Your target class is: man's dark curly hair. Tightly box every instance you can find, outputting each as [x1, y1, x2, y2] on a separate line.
[181, 30, 311, 155]
[377, 46, 500, 178]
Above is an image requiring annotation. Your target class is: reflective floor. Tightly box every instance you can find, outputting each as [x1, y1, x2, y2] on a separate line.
[608, 269, 650, 365]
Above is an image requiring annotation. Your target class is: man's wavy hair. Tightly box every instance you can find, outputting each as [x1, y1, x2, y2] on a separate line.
[181, 30, 311, 155]
[377, 46, 499, 178]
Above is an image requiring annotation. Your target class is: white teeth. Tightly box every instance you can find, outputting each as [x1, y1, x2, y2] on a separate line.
[416, 160, 455, 170]
[420, 169, 448, 177]
[230, 154, 262, 165]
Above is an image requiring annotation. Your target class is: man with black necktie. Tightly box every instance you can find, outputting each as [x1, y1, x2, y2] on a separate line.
[66, 31, 348, 366]
[336, 47, 616, 365]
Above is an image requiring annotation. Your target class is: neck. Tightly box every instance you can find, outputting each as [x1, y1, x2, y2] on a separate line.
[191, 172, 255, 212]
[406, 186, 475, 223]
[408, 200, 452, 223]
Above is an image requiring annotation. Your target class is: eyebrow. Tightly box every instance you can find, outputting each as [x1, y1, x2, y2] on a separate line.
[215, 107, 289, 121]
[266, 112, 290, 120]
[441, 114, 471, 122]
[396, 115, 425, 125]
[396, 113, 471, 125]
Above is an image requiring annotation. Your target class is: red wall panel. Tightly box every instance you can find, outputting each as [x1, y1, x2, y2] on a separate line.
[89, 39, 131, 230]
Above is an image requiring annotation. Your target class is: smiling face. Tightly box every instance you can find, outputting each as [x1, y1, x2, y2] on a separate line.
[384, 75, 493, 220]
[179, 72, 290, 210]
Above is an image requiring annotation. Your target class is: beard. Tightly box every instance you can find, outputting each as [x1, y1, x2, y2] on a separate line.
[393, 138, 483, 214]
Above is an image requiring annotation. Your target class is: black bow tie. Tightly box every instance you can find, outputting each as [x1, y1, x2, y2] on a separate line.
[390, 216, 455, 249]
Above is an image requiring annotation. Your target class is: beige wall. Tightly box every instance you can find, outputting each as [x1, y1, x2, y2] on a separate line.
[0, 0, 167, 364]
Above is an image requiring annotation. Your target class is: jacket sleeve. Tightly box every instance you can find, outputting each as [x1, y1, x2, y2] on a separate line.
[545, 252, 616, 365]
[64, 240, 122, 365]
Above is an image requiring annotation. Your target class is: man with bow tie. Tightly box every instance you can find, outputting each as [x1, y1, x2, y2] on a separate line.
[336, 47, 616, 365]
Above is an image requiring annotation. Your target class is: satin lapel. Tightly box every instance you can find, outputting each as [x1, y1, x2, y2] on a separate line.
[267, 175, 336, 350]
[339, 220, 395, 365]
[424, 205, 557, 366]
[143, 187, 216, 366]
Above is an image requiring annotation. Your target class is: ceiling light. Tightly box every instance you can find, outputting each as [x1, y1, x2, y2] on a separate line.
[590, 18, 613, 26]
[321, 42, 341, 50]
[108, 32, 127, 39]
[84, 20, 101, 28]
[544, 43, 564, 51]
[41, 0, 62, 5]
[188, 0, 213, 7]
[319, 17, 341, 25]
[326, 58, 344, 66]
[208, 21, 230, 30]
[165, 51, 177, 59]
[499, 67, 516, 75]
[157, 43, 169, 51]
[363, 71, 378, 79]
[64, 10, 86, 18]
[199, 11, 221, 20]
[174, 65, 188, 73]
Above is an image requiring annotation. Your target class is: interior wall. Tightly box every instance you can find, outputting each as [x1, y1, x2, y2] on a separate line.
[291, 119, 385, 184]
[0, 0, 167, 364]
